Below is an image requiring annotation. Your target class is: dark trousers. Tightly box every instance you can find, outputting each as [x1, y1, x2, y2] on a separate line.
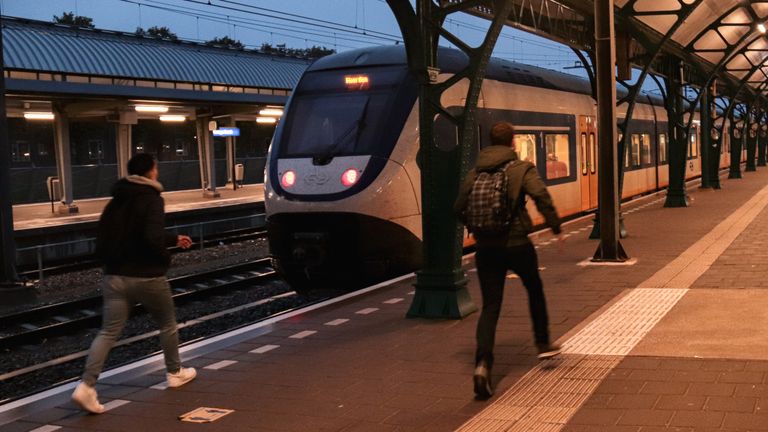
[474, 242, 550, 366]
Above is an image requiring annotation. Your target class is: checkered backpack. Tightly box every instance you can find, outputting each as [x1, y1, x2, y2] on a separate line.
[464, 161, 514, 235]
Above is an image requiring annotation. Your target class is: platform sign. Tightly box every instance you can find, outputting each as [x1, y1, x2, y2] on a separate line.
[179, 407, 234, 423]
[212, 127, 240, 137]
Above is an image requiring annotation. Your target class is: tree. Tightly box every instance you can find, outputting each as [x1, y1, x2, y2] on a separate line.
[260, 43, 335, 59]
[53, 12, 94, 28]
[206, 36, 244, 49]
[136, 26, 178, 41]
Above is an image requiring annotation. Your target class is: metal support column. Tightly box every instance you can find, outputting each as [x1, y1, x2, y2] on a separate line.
[664, 60, 689, 208]
[53, 108, 78, 214]
[195, 118, 209, 190]
[225, 117, 237, 190]
[745, 107, 758, 172]
[0, 15, 22, 288]
[729, 120, 743, 179]
[202, 120, 219, 198]
[592, 0, 627, 261]
[706, 83, 722, 189]
[116, 123, 132, 179]
[387, 0, 513, 318]
[699, 84, 712, 189]
[758, 114, 767, 167]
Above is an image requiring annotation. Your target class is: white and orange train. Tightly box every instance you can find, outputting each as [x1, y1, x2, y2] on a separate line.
[265, 46, 736, 291]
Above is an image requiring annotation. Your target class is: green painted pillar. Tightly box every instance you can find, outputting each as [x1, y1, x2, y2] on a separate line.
[757, 120, 766, 167]
[699, 88, 712, 189]
[746, 113, 757, 172]
[664, 60, 689, 208]
[729, 124, 743, 179]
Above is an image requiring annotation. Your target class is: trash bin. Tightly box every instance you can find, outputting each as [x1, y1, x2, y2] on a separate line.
[235, 164, 244, 183]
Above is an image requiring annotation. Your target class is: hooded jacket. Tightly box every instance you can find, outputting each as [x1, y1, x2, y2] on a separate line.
[454, 145, 561, 247]
[95, 175, 178, 277]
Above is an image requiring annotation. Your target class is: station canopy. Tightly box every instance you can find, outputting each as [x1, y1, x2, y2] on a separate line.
[462, 0, 768, 100]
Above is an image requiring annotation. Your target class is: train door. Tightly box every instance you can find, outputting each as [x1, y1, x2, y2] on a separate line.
[579, 116, 598, 210]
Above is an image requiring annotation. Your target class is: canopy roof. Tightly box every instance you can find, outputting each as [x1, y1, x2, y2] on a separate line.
[460, 0, 768, 102]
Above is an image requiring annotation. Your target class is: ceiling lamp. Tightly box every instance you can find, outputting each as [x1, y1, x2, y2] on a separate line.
[258, 108, 283, 117]
[256, 117, 277, 124]
[135, 105, 169, 113]
[24, 112, 55, 120]
[759, 23, 767, 34]
[159, 115, 186, 122]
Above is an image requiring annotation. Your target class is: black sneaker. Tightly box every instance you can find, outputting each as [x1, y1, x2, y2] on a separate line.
[473, 360, 493, 400]
[536, 343, 562, 360]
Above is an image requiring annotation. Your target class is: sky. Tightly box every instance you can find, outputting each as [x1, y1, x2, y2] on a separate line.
[0, 0, 585, 75]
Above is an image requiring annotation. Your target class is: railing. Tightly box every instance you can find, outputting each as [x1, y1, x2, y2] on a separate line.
[16, 213, 266, 281]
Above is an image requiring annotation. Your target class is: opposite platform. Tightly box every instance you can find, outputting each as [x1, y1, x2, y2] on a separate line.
[3, 170, 768, 431]
[12, 184, 265, 231]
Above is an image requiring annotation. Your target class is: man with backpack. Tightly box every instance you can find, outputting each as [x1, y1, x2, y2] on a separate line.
[454, 121, 563, 400]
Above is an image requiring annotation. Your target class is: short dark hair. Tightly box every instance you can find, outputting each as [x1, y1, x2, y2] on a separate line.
[127, 153, 156, 176]
[490, 122, 515, 147]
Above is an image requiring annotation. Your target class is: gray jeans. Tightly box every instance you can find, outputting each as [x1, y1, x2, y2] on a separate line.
[82, 275, 181, 386]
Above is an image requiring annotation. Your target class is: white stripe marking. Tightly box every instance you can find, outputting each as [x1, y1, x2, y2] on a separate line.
[150, 382, 169, 390]
[355, 308, 379, 315]
[103, 399, 130, 412]
[407, 290, 415, 295]
[324, 319, 349, 326]
[204, 360, 237, 370]
[250, 344, 280, 354]
[383, 298, 404, 304]
[289, 330, 317, 339]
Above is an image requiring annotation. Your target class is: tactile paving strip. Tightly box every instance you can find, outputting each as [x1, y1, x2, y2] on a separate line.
[563, 288, 688, 356]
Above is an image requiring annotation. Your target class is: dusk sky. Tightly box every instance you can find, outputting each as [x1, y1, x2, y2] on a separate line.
[1, 0, 583, 74]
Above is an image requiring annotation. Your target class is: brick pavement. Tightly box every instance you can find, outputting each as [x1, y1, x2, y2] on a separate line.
[3, 171, 768, 431]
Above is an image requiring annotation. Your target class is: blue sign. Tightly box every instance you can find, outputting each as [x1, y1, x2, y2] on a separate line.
[212, 127, 240, 137]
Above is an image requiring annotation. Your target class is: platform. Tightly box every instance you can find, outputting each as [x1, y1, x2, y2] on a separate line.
[12, 184, 265, 232]
[3, 170, 768, 431]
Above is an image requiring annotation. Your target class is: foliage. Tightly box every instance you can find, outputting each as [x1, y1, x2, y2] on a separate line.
[260, 43, 335, 59]
[135, 26, 179, 41]
[206, 36, 245, 49]
[53, 12, 94, 28]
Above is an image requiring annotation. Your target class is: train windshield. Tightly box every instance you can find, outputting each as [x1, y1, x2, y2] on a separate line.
[279, 66, 415, 159]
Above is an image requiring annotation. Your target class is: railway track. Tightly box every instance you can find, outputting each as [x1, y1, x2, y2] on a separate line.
[0, 258, 276, 350]
[17, 226, 267, 281]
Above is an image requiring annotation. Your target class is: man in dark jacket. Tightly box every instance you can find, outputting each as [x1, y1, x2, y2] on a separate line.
[72, 153, 196, 414]
[455, 121, 563, 400]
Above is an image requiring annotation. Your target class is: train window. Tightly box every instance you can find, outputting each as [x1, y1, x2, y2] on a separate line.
[11, 141, 30, 162]
[544, 134, 570, 180]
[689, 131, 698, 158]
[631, 134, 641, 167]
[580, 133, 587, 175]
[658, 134, 667, 163]
[589, 133, 596, 174]
[88, 139, 104, 160]
[513, 133, 537, 165]
[621, 133, 630, 168]
[640, 133, 652, 165]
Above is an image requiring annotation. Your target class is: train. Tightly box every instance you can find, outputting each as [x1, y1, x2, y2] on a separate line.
[265, 45, 736, 293]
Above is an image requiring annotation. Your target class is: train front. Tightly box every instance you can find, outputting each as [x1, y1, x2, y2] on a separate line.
[265, 48, 421, 293]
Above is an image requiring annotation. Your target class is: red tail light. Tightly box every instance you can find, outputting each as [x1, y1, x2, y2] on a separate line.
[281, 170, 296, 188]
[341, 169, 359, 187]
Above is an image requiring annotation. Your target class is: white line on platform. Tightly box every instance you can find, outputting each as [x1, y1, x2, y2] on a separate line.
[355, 308, 379, 315]
[324, 319, 349, 326]
[150, 382, 169, 390]
[383, 298, 404, 304]
[103, 400, 130, 412]
[204, 360, 237, 370]
[29, 426, 62, 432]
[250, 344, 280, 354]
[289, 330, 317, 339]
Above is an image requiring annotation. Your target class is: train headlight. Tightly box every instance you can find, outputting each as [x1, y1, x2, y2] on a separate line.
[341, 169, 359, 187]
[281, 170, 296, 188]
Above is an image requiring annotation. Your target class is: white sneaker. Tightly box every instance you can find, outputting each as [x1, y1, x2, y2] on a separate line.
[167, 367, 197, 388]
[71, 382, 105, 414]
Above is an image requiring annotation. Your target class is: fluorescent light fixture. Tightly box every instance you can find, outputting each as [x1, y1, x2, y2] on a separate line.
[159, 115, 186, 122]
[760, 23, 767, 34]
[135, 105, 169, 113]
[256, 117, 277, 124]
[259, 108, 283, 116]
[24, 112, 55, 120]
